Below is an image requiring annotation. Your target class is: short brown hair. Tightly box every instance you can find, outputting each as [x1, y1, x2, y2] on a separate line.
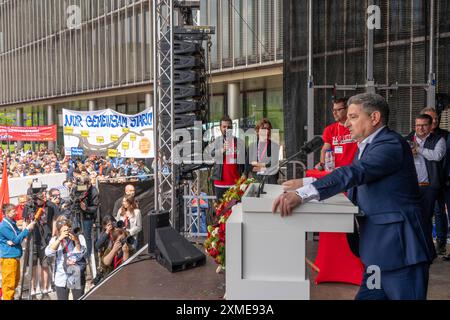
[2, 204, 16, 216]
[416, 114, 433, 125]
[332, 97, 349, 107]
[220, 115, 232, 125]
[112, 228, 129, 242]
[255, 118, 273, 132]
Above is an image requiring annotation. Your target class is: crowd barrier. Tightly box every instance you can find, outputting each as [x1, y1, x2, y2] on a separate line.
[1, 173, 67, 204]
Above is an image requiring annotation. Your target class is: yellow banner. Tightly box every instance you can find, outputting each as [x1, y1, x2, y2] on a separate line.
[130, 134, 136, 141]
[96, 136, 105, 143]
[122, 142, 130, 150]
[81, 130, 90, 138]
[110, 135, 119, 141]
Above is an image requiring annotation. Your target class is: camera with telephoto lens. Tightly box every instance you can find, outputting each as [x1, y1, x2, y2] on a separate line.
[114, 220, 135, 246]
[120, 235, 135, 246]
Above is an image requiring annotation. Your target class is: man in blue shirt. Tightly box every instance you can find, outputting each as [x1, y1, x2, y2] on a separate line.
[0, 204, 36, 300]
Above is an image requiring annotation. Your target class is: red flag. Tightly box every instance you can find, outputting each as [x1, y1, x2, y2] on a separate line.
[0, 159, 10, 221]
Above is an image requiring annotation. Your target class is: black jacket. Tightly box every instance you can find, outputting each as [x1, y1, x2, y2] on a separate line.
[75, 185, 100, 220]
[209, 136, 246, 182]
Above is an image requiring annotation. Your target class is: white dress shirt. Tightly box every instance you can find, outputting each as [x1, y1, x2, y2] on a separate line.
[413, 133, 446, 183]
[295, 126, 386, 202]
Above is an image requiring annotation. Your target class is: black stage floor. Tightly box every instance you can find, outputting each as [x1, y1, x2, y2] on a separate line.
[85, 242, 450, 300]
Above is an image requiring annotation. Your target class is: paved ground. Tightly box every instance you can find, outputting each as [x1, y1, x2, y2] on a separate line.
[84, 242, 450, 300]
[308, 242, 450, 300]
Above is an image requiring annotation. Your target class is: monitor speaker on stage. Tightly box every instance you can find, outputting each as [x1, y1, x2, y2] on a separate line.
[155, 227, 206, 272]
[148, 210, 171, 254]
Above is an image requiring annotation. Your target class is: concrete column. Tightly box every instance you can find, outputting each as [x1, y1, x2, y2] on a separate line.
[227, 82, 241, 120]
[16, 108, 24, 150]
[145, 93, 153, 109]
[88, 100, 97, 111]
[47, 105, 55, 151]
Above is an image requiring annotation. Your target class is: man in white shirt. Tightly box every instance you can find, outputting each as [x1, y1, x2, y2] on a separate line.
[405, 114, 445, 254]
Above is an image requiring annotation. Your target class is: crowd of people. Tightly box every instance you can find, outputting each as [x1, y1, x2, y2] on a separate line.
[0, 149, 148, 300]
[2, 93, 450, 301]
[0, 147, 152, 182]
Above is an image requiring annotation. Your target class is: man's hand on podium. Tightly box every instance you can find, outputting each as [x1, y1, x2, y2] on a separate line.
[282, 179, 303, 191]
[272, 191, 303, 217]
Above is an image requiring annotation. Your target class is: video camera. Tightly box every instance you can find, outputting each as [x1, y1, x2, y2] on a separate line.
[31, 179, 48, 194]
[72, 177, 89, 196]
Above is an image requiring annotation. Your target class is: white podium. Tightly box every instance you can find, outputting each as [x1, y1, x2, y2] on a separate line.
[226, 183, 358, 300]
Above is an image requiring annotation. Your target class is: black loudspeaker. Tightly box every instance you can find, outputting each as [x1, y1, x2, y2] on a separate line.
[148, 210, 171, 254]
[154, 226, 206, 272]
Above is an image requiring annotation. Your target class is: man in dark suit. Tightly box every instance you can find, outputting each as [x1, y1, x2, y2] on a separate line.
[274, 93, 435, 300]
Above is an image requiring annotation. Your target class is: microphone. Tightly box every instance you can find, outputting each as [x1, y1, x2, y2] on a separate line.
[33, 207, 45, 222]
[257, 136, 324, 197]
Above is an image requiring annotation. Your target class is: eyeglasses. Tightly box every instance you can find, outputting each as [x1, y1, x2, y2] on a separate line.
[415, 124, 430, 128]
[51, 194, 61, 198]
[332, 107, 347, 113]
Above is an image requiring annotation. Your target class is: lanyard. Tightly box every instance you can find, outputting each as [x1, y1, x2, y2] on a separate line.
[258, 142, 268, 162]
[113, 254, 123, 269]
[61, 239, 70, 254]
[3, 218, 18, 237]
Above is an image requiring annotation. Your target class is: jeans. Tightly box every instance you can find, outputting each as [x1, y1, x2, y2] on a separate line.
[191, 209, 207, 234]
[55, 285, 85, 300]
[82, 219, 94, 257]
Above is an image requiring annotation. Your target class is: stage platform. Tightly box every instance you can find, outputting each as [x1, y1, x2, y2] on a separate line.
[84, 242, 450, 300]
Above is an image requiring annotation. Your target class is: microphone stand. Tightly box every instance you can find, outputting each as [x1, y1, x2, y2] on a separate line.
[257, 147, 310, 197]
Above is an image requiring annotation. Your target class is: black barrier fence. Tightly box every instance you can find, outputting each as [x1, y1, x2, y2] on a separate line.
[97, 177, 154, 249]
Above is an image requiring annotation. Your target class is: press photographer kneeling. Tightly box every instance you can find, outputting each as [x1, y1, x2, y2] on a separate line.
[101, 228, 135, 276]
[45, 216, 87, 300]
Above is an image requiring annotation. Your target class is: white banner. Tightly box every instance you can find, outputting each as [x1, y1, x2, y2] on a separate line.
[62, 108, 154, 158]
[2, 173, 67, 204]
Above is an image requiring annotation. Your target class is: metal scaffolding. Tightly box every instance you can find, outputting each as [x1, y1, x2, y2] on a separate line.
[304, 0, 438, 168]
[153, 0, 176, 221]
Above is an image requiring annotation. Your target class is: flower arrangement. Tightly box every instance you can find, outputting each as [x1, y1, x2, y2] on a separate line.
[204, 176, 255, 272]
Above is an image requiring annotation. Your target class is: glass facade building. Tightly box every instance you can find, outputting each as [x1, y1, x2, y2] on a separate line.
[0, 0, 153, 105]
[0, 0, 284, 149]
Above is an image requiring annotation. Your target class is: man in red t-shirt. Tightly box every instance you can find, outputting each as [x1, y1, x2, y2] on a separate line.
[211, 116, 245, 202]
[315, 97, 358, 169]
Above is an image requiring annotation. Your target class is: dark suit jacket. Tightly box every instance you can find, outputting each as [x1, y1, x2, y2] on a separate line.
[312, 127, 435, 271]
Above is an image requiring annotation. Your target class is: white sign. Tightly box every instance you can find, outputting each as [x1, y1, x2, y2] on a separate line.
[63, 108, 154, 158]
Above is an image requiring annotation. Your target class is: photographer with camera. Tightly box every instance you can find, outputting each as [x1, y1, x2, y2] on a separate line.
[45, 216, 87, 300]
[92, 215, 116, 286]
[23, 185, 56, 296]
[101, 228, 134, 276]
[70, 176, 99, 258]
[0, 204, 36, 300]
[115, 195, 141, 248]
[95, 215, 116, 255]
